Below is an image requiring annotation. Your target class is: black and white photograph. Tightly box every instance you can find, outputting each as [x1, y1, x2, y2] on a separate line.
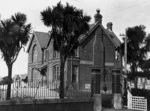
[0, 0, 150, 111]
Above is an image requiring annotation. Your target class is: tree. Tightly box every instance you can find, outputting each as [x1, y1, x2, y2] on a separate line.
[0, 13, 31, 99]
[120, 25, 150, 88]
[41, 2, 90, 98]
[141, 34, 150, 71]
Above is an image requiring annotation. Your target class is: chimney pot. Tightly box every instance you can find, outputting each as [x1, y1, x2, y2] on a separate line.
[107, 22, 113, 31]
[94, 9, 102, 23]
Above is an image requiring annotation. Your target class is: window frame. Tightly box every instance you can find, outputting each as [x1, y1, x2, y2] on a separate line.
[31, 68, 37, 82]
[53, 65, 60, 81]
[115, 50, 120, 61]
[32, 45, 38, 62]
[43, 49, 49, 62]
[72, 65, 79, 83]
[73, 47, 79, 57]
[53, 50, 59, 59]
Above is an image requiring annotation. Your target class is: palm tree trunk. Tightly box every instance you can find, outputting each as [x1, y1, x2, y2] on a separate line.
[59, 54, 66, 98]
[6, 64, 12, 100]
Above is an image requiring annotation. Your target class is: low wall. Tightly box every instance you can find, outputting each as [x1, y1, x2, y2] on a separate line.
[0, 98, 94, 111]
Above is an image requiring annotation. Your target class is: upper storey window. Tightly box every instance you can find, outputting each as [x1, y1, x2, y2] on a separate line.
[115, 50, 120, 61]
[32, 45, 38, 62]
[53, 50, 59, 59]
[73, 48, 79, 57]
[43, 49, 48, 62]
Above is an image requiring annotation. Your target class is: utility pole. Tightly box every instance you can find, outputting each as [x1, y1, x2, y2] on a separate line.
[120, 33, 128, 105]
[120, 33, 127, 76]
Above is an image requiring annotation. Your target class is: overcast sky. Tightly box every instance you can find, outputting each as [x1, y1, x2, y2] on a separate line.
[0, 0, 150, 77]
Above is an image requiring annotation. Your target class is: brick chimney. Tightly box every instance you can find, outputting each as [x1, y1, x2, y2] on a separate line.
[94, 9, 102, 23]
[107, 22, 113, 31]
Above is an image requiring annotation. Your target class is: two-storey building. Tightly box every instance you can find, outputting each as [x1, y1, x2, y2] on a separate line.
[27, 10, 122, 94]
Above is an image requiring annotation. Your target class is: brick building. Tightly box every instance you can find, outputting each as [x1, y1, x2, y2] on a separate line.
[27, 10, 122, 93]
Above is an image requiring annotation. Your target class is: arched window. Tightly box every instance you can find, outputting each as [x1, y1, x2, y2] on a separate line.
[43, 49, 49, 62]
[53, 65, 60, 81]
[32, 45, 38, 62]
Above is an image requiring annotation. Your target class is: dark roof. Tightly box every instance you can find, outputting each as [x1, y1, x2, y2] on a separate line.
[27, 31, 50, 52]
[34, 31, 50, 48]
[0, 76, 13, 85]
[27, 22, 121, 52]
[78, 23, 96, 41]
[35, 63, 47, 70]
[80, 22, 121, 47]
[105, 29, 121, 47]
[13, 74, 27, 80]
[20, 74, 27, 79]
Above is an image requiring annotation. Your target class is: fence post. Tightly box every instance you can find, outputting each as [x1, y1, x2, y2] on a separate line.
[112, 68, 122, 109]
[94, 94, 102, 111]
[91, 67, 102, 111]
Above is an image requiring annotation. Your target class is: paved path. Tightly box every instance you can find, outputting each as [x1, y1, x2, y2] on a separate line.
[103, 108, 150, 111]
[103, 108, 143, 111]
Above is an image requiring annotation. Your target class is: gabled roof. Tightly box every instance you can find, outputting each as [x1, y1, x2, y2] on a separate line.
[80, 22, 121, 48]
[105, 29, 121, 47]
[27, 22, 121, 52]
[27, 31, 50, 53]
[13, 74, 27, 80]
[35, 31, 50, 48]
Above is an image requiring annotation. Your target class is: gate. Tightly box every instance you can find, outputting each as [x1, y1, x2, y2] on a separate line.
[127, 90, 147, 111]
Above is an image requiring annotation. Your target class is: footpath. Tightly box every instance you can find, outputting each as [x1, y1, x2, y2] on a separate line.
[103, 108, 137, 111]
[103, 108, 150, 111]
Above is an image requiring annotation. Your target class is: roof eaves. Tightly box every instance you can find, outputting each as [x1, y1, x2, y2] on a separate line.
[26, 34, 34, 53]
[79, 22, 99, 44]
[101, 25, 118, 48]
[45, 33, 52, 49]
[33, 31, 43, 50]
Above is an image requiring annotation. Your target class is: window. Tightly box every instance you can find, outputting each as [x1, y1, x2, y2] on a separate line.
[147, 79, 150, 84]
[115, 50, 120, 61]
[72, 48, 79, 57]
[74, 48, 79, 57]
[53, 65, 60, 81]
[43, 49, 48, 62]
[72, 65, 78, 83]
[53, 50, 59, 59]
[31, 68, 37, 82]
[32, 45, 38, 62]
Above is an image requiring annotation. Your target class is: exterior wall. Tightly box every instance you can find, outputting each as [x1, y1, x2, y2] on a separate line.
[66, 58, 80, 83]
[78, 31, 95, 90]
[27, 25, 122, 90]
[80, 32, 95, 61]
[46, 39, 60, 82]
[28, 36, 43, 82]
[47, 39, 54, 60]
[79, 26, 122, 93]
[104, 34, 115, 63]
